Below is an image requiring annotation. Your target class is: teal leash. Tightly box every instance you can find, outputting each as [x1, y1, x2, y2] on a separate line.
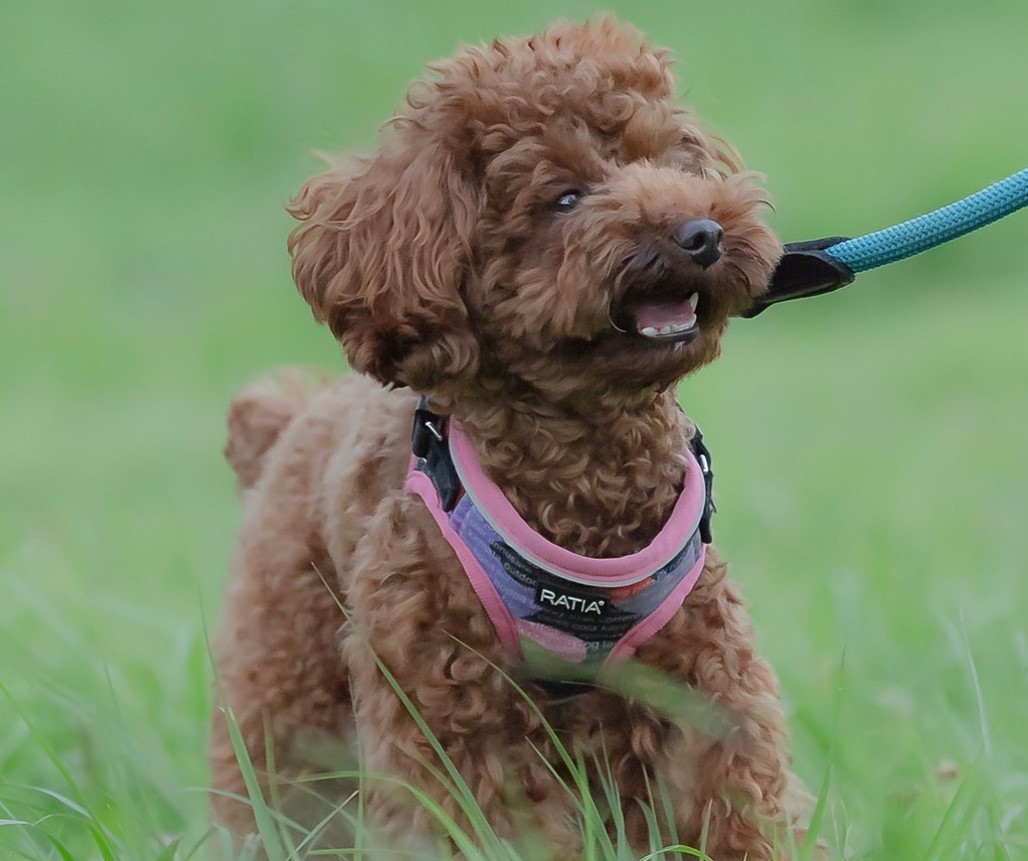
[748, 167, 1028, 316]
[827, 167, 1028, 272]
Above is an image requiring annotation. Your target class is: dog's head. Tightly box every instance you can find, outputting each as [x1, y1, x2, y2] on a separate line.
[289, 18, 780, 402]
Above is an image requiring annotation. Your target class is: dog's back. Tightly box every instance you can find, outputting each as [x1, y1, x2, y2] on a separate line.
[212, 370, 416, 842]
[223, 368, 329, 491]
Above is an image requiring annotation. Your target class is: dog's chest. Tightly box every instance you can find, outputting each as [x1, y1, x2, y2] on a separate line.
[406, 407, 714, 679]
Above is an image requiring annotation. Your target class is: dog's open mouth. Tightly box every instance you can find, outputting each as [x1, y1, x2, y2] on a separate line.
[612, 285, 701, 346]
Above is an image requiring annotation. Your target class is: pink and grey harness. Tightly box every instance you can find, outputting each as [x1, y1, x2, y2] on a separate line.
[405, 403, 714, 678]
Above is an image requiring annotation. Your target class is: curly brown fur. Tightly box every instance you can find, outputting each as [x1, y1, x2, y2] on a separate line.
[211, 18, 815, 860]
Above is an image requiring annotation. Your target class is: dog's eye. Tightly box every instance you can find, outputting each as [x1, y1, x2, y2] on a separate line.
[553, 190, 583, 213]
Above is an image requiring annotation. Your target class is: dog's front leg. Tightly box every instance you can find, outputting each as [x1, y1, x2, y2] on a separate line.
[344, 494, 582, 858]
[632, 551, 813, 861]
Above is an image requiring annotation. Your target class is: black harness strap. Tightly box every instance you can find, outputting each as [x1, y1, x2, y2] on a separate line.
[412, 397, 461, 511]
[689, 427, 716, 545]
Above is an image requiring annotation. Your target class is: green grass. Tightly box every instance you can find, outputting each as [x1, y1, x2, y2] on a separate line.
[3, 0, 1028, 857]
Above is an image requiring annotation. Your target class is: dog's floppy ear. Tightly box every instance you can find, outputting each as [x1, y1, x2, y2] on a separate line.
[287, 135, 480, 389]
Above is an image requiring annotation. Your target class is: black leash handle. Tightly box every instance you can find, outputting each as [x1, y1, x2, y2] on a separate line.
[744, 238, 855, 318]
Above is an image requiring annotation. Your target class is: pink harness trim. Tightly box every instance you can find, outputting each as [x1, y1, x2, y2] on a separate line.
[405, 420, 708, 669]
[604, 557, 705, 664]
[448, 421, 706, 586]
[406, 465, 522, 656]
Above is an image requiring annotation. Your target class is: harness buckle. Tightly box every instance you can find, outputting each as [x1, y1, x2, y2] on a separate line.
[411, 397, 462, 511]
[412, 397, 439, 458]
[689, 427, 716, 545]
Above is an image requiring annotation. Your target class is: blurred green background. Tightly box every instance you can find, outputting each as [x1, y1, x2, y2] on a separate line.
[2, 0, 1027, 858]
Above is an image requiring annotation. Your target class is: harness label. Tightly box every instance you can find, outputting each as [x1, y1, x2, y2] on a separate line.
[535, 584, 608, 616]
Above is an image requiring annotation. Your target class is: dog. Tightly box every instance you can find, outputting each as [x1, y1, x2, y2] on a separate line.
[210, 18, 814, 860]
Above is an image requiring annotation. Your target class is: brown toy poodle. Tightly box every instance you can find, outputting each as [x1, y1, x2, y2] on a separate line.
[210, 18, 815, 860]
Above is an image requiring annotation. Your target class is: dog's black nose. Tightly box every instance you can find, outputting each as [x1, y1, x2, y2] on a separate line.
[674, 219, 724, 269]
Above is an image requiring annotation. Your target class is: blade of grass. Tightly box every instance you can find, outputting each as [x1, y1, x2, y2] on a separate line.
[921, 768, 982, 861]
[180, 826, 226, 861]
[220, 705, 289, 861]
[83, 819, 118, 861]
[0, 685, 87, 809]
[287, 789, 359, 860]
[155, 836, 181, 860]
[637, 845, 714, 861]
[263, 712, 300, 860]
[45, 834, 77, 861]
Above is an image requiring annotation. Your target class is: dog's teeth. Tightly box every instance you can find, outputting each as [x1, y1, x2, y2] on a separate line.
[641, 321, 696, 339]
[688, 293, 699, 311]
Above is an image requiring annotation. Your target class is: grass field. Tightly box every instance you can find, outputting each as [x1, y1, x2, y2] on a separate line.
[3, 0, 1028, 858]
